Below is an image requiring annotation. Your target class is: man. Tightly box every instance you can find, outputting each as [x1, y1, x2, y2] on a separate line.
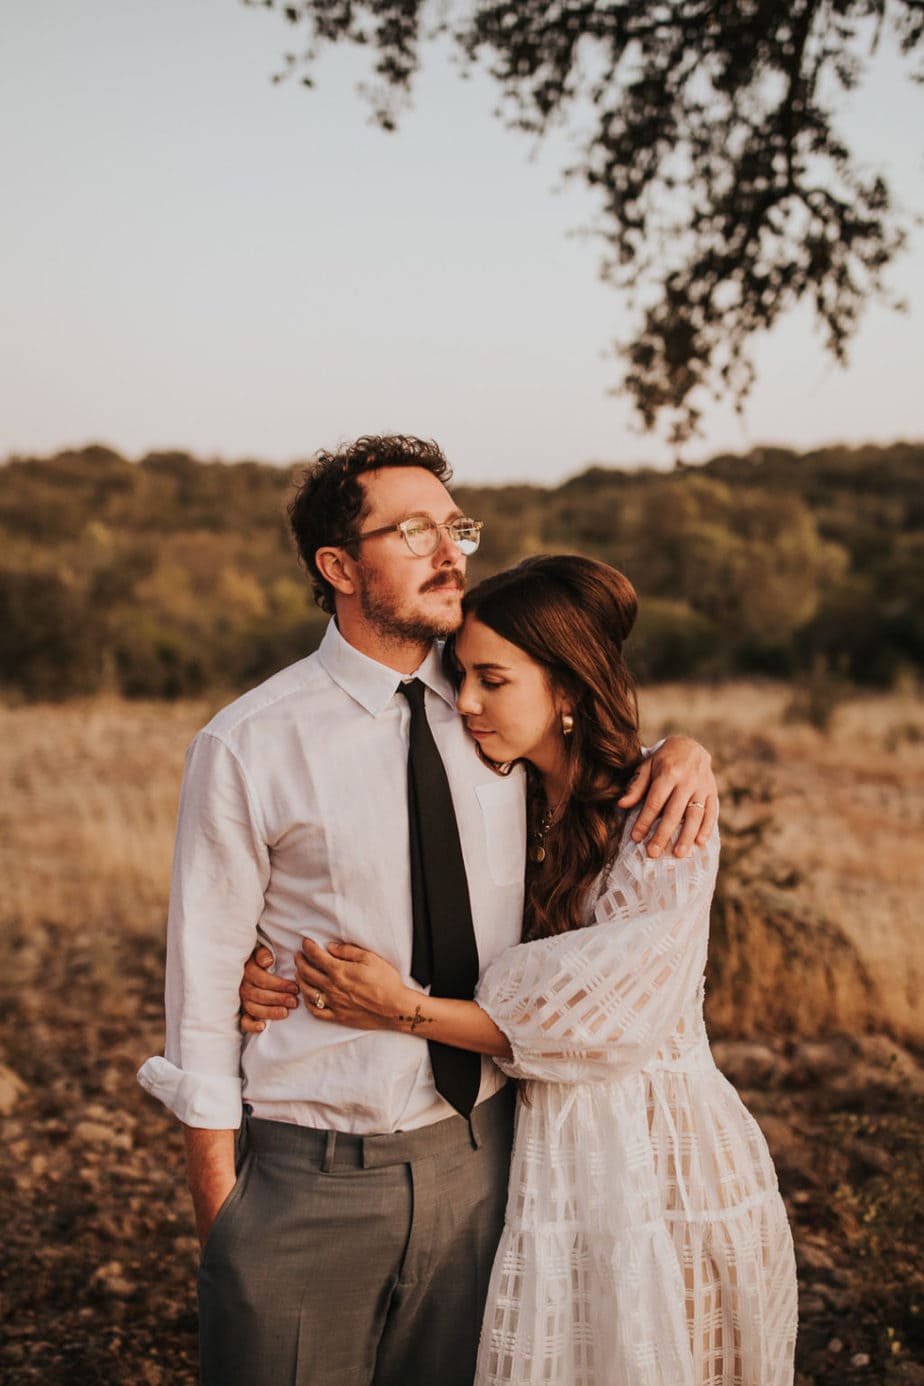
[139, 435, 716, 1386]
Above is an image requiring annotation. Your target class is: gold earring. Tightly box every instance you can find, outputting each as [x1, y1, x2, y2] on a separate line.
[561, 712, 574, 737]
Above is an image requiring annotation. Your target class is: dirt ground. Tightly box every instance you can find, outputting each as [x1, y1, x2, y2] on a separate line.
[2, 924, 922, 1384]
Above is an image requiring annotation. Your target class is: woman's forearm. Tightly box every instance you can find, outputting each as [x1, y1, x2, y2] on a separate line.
[393, 991, 512, 1060]
[291, 938, 514, 1058]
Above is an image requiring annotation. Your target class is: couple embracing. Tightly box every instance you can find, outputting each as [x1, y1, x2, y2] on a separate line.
[139, 434, 797, 1385]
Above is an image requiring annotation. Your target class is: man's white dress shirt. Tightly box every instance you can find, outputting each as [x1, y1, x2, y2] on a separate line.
[138, 620, 527, 1133]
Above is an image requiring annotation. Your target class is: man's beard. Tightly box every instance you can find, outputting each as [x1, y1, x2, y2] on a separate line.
[357, 567, 464, 643]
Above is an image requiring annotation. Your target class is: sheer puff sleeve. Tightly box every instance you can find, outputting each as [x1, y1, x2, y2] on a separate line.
[475, 813, 720, 1084]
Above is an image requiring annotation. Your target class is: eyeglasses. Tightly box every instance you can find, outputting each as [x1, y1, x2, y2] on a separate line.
[355, 514, 483, 557]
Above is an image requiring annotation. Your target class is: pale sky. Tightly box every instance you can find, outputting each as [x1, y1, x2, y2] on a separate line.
[1, 0, 921, 485]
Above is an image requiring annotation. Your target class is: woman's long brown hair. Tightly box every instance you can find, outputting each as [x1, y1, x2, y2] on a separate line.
[449, 554, 643, 941]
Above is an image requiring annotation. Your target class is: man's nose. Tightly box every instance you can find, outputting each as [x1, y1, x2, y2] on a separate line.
[433, 525, 466, 563]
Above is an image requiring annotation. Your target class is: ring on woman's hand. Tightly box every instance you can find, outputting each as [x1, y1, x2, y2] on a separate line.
[687, 801, 706, 811]
[314, 991, 326, 1010]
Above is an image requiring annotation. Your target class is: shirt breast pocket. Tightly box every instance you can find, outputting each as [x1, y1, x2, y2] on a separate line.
[474, 777, 526, 887]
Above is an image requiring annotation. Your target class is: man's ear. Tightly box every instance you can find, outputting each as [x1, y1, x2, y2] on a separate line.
[315, 546, 357, 599]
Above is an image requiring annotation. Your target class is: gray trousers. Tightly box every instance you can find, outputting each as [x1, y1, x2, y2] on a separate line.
[198, 1086, 515, 1386]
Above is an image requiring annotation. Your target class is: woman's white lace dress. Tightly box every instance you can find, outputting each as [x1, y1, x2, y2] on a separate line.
[473, 815, 797, 1386]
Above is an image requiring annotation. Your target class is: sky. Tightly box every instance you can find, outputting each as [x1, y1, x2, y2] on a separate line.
[1, 0, 921, 486]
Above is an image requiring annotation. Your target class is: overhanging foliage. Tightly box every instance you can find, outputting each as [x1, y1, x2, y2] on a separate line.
[244, 0, 921, 442]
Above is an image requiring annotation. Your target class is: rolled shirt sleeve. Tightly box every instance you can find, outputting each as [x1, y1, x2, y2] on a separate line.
[137, 731, 270, 1128]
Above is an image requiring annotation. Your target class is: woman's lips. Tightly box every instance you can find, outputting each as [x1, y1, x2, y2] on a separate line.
[466, 726, 494, 740]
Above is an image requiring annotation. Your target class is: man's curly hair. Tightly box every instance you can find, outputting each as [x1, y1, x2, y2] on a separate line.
[289, 435, 453, 613]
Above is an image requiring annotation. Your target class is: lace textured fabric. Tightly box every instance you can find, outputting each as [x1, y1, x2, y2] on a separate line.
[474, 815, 797, 1386]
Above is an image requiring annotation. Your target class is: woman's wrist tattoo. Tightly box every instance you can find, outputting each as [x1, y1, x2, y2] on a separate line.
[397, 1004, 432, 1033]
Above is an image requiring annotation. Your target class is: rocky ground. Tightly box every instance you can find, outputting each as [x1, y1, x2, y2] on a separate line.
[1, 917, 922, 1385]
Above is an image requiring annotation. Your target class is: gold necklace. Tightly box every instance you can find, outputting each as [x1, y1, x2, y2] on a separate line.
[529, 805, 557, 863]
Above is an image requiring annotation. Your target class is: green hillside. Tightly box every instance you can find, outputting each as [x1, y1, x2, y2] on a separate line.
[1, 443, 920, 699]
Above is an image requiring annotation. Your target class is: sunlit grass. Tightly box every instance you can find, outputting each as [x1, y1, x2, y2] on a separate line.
[3, 681, 922, 1041]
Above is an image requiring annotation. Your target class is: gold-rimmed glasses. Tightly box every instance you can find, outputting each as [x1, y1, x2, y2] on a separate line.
[355, 514, 483, 557]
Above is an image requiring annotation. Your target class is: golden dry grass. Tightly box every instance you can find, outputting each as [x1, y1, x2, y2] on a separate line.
[642, 682, 924, 1043]
[0, 696, 210, 938]
[2, 681, 922, 1041]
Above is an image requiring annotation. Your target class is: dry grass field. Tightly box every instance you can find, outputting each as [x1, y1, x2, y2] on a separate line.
[641, 682, 924, 1045]
[1, 682, 922, 1383]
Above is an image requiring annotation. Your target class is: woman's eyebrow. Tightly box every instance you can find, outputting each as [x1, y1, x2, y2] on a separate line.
[471, 661, 511, 672]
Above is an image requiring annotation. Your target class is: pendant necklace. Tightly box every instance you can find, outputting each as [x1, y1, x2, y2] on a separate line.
[530, 804, 558, 863]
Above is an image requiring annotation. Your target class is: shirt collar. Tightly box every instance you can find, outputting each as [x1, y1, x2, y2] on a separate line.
[317, 619, 457, 717]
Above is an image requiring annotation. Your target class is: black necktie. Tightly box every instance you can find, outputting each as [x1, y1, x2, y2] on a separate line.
[399, 679, 481, 1117]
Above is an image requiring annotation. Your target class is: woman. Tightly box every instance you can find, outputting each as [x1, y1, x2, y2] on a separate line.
[241, 555, 798, 1386]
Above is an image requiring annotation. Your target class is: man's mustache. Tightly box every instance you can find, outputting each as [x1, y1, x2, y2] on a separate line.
[419, 571, 465, 594]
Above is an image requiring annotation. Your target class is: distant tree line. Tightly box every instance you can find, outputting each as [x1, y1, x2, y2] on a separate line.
[0, 442, 919, 701]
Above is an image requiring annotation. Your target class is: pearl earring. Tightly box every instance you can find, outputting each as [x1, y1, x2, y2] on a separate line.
[561, 712, 574, 737]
